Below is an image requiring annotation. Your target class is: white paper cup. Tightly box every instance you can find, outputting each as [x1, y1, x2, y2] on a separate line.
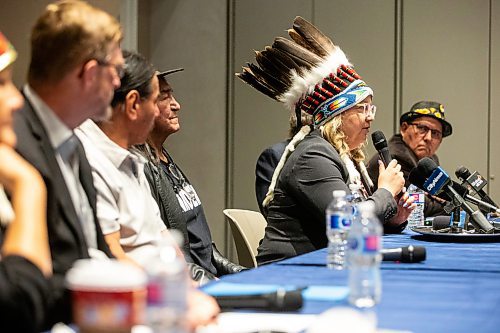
[66, 259, 147, 333]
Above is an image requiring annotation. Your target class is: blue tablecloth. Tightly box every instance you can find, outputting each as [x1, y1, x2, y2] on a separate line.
[206, 231, 500, 333]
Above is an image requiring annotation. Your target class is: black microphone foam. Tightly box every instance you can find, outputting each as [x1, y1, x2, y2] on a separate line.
[416, 157, 438, 178]
[455, 166, 471, 180]
[381, 246, 426, 263]
[371, 131, 392, 167]
[432, 215, 452, 230]
[455, 165, 498, 208]
[409, 167, 427, 189]
[372, 130, 388, 150]
[214, 289, 303, 312]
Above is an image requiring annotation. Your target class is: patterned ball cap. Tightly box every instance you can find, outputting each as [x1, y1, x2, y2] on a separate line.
[0, 32, 17, 73]
[400, 101, 452, 138]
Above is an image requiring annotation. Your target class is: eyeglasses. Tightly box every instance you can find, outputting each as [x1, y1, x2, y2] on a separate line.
[409, 123, 443, 140]
[96, 59, 125, 79]
[355, 103, 377, 117]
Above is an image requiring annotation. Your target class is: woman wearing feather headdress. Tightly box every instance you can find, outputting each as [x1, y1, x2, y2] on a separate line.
[237, 17, 415, 265]
[0, 31, 52, 331]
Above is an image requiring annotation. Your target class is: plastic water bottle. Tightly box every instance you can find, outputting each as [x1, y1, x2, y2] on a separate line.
[406, 184, 425, 230]
[347, 201, 382, 308]
[326, 190, 353, 270]
[348, 184, 364, 205]
[145, 235, 189, 333]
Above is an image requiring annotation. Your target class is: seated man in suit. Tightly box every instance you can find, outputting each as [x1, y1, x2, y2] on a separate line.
[366, 101, 453, 217]
[13, 1, 122, 327]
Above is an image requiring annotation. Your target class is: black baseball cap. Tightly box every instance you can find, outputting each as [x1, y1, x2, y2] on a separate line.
[157, 68, 184, 80]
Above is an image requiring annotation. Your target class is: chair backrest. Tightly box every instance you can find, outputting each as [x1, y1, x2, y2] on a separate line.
[223, 209, 267, 268]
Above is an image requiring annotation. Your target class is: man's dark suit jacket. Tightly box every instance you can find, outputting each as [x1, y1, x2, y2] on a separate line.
[13, 96, 113, 328]
[255, 139, 289, 214]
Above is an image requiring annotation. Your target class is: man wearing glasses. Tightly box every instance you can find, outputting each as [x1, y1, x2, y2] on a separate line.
[367, 101, 453, 217]
[13, 1, 122, 328]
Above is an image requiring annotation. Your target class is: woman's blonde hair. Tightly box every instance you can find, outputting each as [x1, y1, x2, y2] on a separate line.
[320, 115, 366, 163]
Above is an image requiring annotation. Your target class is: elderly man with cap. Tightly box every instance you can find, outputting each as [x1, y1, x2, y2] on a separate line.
[367, 101, 453, 217]
[139, 68, 244, 276]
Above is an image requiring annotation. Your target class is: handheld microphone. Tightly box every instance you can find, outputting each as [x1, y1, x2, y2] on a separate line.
[455, 166, 498, 208]
[213, 288, 303, 311]
[371, 131, 392, 167]
[381, 245, 426, 263]
[411, 158, 494, 233]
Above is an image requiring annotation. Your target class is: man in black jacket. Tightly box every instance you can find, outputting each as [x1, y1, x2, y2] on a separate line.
[367, 101, 453, 217]
[140, 69, 244, 277]
[13, 1, 121, 328]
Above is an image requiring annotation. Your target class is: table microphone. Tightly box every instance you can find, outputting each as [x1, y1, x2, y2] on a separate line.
[381, 245, 426, 263]
[432, 215, 454, 230]
[214, 288, 303, 311]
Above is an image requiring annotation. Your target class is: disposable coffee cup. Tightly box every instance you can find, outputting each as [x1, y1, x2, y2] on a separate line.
[66, 259, 147, 333]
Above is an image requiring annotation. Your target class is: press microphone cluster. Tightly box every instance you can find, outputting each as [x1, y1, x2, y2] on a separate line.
[455, 166, 499, 209]
[408, 158, 494, 233]
[214, 288, 303, 311]
[381, 245, 426, 263]
[409, 169, 500, 215]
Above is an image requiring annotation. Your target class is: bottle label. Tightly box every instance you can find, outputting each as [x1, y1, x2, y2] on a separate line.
[409, 192, 425, 204]
[329, 214, 351, 230]
[407, 191, 425, 229]
[450, 210, 466, 228]
[348, 235, 380, 253]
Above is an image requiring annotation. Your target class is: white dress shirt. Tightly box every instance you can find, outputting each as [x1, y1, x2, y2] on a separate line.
[23, 85, 98, 250]
[75, 120, 167, 263]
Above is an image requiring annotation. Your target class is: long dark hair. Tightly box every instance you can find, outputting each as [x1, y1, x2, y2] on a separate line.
[111, 50, 155, 107]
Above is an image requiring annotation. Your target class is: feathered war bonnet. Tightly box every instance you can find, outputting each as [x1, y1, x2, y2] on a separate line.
[237, 16, 373, 127]
[0, 31, 17, 73]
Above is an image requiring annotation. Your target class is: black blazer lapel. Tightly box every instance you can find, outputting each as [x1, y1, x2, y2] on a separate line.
[17, 98, 88, 253]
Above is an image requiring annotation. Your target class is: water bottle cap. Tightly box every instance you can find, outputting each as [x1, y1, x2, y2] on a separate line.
[357, 201, 376, 213]
[332, 190, 347, 198]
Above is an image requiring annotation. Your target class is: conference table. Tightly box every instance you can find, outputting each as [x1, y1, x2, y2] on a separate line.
[205, 231, 500, 333]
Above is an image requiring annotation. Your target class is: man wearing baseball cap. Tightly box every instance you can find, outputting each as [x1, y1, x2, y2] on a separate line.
[367, 101, 453, 217]
[139, 68, 244, 276]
